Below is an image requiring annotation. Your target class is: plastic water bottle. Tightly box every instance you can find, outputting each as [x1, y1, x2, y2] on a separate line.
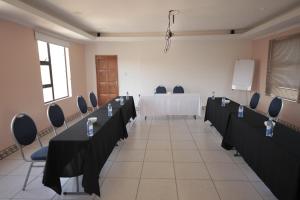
[120, 96, 124, 105]
[126, 92, 129, 100]
[266, 119, 274, 137]
[238, 105, 244, 118]
[212, 91, 215, 100]
[221, 97, 226, 107]
[108, 103, 112, 117]
[86, 119, 93, 137]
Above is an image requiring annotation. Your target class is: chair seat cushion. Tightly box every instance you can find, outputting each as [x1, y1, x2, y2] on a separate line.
[31, 146, 48, 161]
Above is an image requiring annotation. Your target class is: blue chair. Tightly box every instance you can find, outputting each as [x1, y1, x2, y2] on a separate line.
[173, 85, 184, 93]
[11, 113, 47, 191]
[268, 97, 283, 120]
[89, 92, 98, 110]
[249, 92, 260, 109]
[155, 86, 167, 94]
[47, 103, 68, 135]
[77, 96, 88, 118]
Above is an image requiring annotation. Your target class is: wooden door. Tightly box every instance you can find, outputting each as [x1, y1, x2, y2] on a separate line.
[95, 55, 119, 106]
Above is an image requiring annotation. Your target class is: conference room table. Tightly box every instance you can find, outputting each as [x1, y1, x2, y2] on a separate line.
[139, 93, 202, 118]
[43, 96, 136, 196]
[205, 97, 300, 200]
[204, 97, 239, 139]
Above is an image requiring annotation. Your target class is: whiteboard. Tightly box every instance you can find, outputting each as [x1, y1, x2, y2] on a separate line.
[232, 60, 255, 91]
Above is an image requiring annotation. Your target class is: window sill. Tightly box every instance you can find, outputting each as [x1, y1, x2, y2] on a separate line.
[44, 96, 72, 105]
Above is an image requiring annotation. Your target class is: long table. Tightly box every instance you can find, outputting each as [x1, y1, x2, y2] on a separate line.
[43, 96, 136, 196]
[205, 97, 300, 200]
[139, 93, 202, 117]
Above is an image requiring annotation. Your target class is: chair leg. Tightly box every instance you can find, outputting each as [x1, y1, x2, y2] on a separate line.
[76, 176, 79, 192]
[63, 176, 86, 195]
[53, 128, 57, 136]
[234, 151, 240, 157]
[23, 162, 33, 191]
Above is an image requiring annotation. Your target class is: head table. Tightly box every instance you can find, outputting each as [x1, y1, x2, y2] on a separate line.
[139, 93, 202, 118]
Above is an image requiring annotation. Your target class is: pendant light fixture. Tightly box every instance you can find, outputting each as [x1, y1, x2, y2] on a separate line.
[164, 10, 179, 53]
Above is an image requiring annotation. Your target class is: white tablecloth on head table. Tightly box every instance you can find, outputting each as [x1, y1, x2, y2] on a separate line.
[139, 94, 202, 117]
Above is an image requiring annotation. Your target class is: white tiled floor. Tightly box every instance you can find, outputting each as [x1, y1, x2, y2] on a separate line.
[0, 115, 278, 200]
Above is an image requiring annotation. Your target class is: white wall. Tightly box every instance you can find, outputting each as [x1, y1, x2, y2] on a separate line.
[85, 38, 252, 106]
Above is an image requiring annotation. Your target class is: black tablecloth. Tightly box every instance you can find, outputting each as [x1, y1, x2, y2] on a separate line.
[226, 107, 300, 200]
[204, 98, 239, 139]
[43, 97, 136, 196]
[204, 97, 300, 200]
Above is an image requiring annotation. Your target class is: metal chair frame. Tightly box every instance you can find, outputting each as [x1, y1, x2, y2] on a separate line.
[10, 113, 45, 191]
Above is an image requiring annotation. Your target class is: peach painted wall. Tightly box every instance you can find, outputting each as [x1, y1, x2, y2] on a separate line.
[252, 27, 300, 126]
[0, 19, 87, 151]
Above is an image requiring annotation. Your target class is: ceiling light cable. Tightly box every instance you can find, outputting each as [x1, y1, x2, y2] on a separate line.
[164, 10, 178, 53]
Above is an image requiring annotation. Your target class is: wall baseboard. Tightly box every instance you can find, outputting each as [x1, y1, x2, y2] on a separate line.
[0, 112, 81, 160]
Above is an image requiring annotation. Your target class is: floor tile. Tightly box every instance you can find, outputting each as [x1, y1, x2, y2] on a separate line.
[150, 127, 170, 134]
[173, 150, 203, 162]
[225, 151, 247, 164]
[215, 181, 262, 200]
[137, 179, 177, 200]
[251, 181, 278, 200]
[238, 164, 261, 182]
[0, 176, 27, 198]
[107, 149, 119, 161]
[142, 162, 175, 179]
[170, 127, 190, 134]
[146, 140, 171, 150]
[144, 150, 173, 162]
[106, 162, 142, 178]
[174, 163, 210, 179]
[100, 161, 113, 177]
[122, 140, 147, 150]
[12, 176, 56, 199]
[0, 160, 25, 175]
[172, 141, 197, 150]
[100, 178, 139, 200]
[206, 163, 248, 181]
[177, 179, 220, 200]
[8, 162, 43, 177]
[196, 140, 223, 150]
[116, 150, 145, 162]
[171, 133, 193, 141]
[148, 133, 170, 140]
[201, 150, 233, 163]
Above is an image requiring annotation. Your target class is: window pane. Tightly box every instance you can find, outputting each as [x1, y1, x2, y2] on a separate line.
[49, 44, 68, 99]
[43, 87, 53, 102]
[40, 65, 51, 85]
[37, 41, 49, 62]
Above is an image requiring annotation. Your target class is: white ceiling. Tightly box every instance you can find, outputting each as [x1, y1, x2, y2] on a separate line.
[0, 0, 299, 41]
[19, 0, 300, 33]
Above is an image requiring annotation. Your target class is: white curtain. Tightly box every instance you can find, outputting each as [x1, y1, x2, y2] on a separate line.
[267, 34, 300, 102]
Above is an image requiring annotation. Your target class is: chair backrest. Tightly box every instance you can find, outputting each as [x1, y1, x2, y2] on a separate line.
[268, 97, 283, 119]
[249, 92, 260, 109]
[89, 92, 98, 108]
[173, 85, 184, 93]
[77, 96, 88, 114]
[155, 86, 167, 94]
[47, 103, 66, 128]
[11, 113, 37, 146]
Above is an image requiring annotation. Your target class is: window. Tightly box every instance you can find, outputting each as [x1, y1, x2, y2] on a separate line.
[266, 33, 300, 102]
[37, 40, 71, 103]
